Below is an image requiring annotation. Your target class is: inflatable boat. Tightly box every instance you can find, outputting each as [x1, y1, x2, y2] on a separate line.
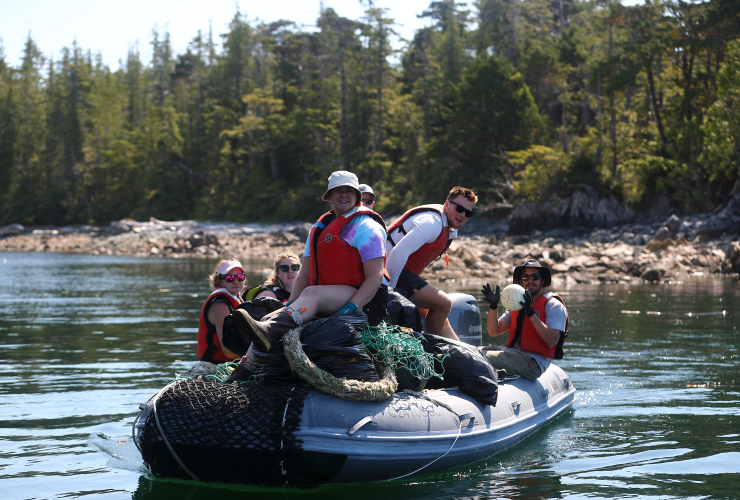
[133, 294, 576, 486]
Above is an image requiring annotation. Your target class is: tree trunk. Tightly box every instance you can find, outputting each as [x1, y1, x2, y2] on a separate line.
[682, 48, 694, 123]
[270, 148, 278, 181]
[508, 0, 518, 61]
[646, 56, 668, 155]
[362, 31, 370, 153]
[597, 64, 603, 163]
[621, 84, 633, 123]
[580, 88, 589, 128]
[338, 26, 349, 169]
[24, 93, 30, 178]
[447, 1, 456, 84]
[422, 34, 430, 144]
[559, 0, 565, 31]
[243, 39, 250, 117]
[609, 20, 617, 175]
[561, 93, 568, 153]
[377, 13, 383, 155]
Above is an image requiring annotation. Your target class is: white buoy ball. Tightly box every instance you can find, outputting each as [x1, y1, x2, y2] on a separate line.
[500, 284, 526, 311]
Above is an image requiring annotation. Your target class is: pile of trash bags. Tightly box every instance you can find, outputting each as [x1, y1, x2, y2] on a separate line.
[221, 290, 498, 406]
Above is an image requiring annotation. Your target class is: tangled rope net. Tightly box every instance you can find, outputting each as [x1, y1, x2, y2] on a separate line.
[282, 324, 398, 401]
[175, 322, 441, 401]
[361, 322, 446, 381]
[175, 360, 257, 384]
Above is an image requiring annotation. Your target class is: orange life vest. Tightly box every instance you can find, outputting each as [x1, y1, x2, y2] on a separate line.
[507, 294, 568, 359]
[386, 204, 451, 275]
[308, 206, 388, 287]
[197, 288, 241, 363]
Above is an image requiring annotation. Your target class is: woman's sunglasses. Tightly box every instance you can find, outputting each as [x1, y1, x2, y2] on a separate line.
[449, 200, 474, 218]
[220, 273, 246, 283]
[521, 273, 541, 281]
[277, 264, 301, 272]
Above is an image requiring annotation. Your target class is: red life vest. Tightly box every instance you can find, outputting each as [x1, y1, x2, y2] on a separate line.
[197, 288, 241, 363]
[507, 294, 569, 359]
[386, 204, 451, 275]
[308, 205, 388, 287]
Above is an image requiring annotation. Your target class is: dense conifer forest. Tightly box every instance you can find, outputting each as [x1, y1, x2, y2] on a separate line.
[0, 0, 738, 226]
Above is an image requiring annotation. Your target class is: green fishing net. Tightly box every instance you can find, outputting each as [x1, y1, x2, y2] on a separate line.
[175, 360, 258, 384]
[361, 322, 445, 381]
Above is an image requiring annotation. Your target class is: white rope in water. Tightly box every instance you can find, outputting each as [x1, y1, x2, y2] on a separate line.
[382, 424, 463, 482]
[381, 389, 468, 482]
[151, 380, 201, 482]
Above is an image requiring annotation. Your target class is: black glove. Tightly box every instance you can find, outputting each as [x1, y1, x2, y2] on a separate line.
[481, 283, 500, 310]
[520, 290, 535, 317]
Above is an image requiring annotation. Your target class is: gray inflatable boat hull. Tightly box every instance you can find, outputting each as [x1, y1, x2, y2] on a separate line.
[296, 364, 575, 482]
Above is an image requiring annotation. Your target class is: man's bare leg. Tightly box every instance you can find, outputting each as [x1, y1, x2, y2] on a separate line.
[409, 285, 459, 340]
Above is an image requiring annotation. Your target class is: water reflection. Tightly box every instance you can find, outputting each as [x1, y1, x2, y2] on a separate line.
[0, 251, 738, 499]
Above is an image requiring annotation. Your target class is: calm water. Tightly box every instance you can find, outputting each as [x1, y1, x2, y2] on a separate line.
[1, 251, 739, 500]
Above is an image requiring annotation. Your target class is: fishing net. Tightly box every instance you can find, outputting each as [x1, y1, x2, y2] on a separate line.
[136, 379, 317, 487]
[361, 322, 446, 381]
[175, 360, 258, 384]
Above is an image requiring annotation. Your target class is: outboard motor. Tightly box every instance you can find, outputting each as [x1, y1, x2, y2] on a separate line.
[446, 293, 482, 346]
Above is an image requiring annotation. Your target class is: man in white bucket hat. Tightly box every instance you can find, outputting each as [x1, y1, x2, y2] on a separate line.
[359, 183, 376, 210]
[233, 170, 389, 354]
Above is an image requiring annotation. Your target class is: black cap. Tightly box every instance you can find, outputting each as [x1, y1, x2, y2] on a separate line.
[513, 259, 552, 287]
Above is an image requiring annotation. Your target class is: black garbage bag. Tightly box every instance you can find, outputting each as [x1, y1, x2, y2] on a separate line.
[391, 330, 430, 392]
[395, 366, 427, 392]
[240, 296, 285, 320]
[386, 290, 423, 331]
[421, 334, 498, 406]
[221, 297, 284, 357]
[254, 312, 379, 385]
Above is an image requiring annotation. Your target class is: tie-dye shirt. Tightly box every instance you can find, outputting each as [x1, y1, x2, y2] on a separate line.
[303, 208, 387, 262]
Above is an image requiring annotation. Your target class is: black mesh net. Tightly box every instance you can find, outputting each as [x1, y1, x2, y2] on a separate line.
[137, 379, 316, 487]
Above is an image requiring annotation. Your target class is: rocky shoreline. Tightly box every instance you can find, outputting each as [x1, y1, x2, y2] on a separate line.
[1, 211, 738, 286]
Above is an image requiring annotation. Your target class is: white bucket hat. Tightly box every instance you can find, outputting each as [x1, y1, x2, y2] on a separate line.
[217, 260, 244, 275]
[322, 170, 361, 201]
[358, 184, 375, 198]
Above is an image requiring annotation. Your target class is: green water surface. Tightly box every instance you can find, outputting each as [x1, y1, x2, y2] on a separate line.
[0, 251, 738, 500]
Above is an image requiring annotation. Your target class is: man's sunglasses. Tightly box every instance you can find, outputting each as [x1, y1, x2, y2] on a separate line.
[220, 273, 246, 283]
[277, 264, 301, 272]
[449, 200, 474, 218]
[521, 273, 541, 281]
[361, 198, 375, 206]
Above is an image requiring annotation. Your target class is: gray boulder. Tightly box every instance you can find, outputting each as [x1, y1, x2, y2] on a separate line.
[508, 187, 634, 235]
[640, 268, 665, 282]
[665, 214, 681, 234]
[653, 226, 672, 242]
[0, 224, 24, 237]
[699, 193, 740, 236]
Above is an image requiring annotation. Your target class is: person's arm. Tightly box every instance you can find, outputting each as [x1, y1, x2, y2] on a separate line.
[487, 312, 511, 337]
[520, 294, 561, 347]
[289, 261, 310, 302]
[528, 314, 561, 347]
[385, 215, 441, 287]
[254, 289, 278, 300]
[207, 301, 240, 359]
[347, 257, 384, 308]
